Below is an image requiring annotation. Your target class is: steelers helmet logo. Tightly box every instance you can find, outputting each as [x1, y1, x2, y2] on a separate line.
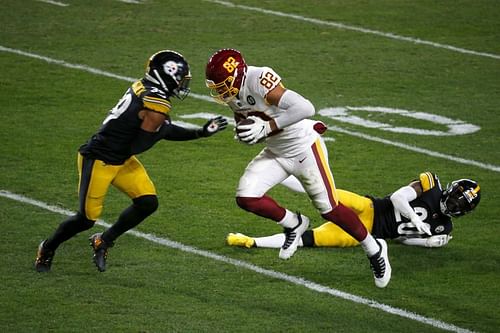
[435, 225, 445, 233]
[164, 61, 180, 77]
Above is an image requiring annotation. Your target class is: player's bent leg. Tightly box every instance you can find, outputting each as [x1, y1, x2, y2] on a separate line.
[93, 195, 158, 272]
[321, 203, 368, 242]
[35, 213, 95, 272]
[236, 196, 286, 221]
[102, 195, 158, 243]
[312, 222, 360, 247]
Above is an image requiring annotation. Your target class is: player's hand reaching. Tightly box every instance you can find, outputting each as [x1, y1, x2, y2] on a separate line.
[200, 116, 228, 137]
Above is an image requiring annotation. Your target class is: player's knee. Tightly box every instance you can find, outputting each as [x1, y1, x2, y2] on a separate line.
[74, 212, 95, 231]
[321, 204, 342, 221]
[133, 195, 159, 215]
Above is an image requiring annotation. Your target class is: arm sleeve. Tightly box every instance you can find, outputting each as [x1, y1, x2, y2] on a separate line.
[396, 237, 429, 247]
[390, 185, 421, 222]
[396, 235, 452, 248]
[162, 123, 202, 141]
[130, 123, 202, 154]
[274, 90, 315, 129]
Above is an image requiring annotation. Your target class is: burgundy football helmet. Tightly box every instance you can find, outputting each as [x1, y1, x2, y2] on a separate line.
[205, 49, 247, 104]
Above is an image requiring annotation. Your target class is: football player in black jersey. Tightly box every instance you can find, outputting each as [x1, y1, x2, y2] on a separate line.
[227, 172, 481, 249]
[35, 50, 228, 272]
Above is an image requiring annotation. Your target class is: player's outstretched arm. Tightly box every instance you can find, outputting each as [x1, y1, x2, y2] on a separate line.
[164, 116, 228, 141]
[396, 234, 452, 248]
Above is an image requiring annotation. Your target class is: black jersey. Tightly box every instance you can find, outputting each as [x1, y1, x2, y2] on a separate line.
[79, 80, 172, 165]
[370, 172, 453, 240]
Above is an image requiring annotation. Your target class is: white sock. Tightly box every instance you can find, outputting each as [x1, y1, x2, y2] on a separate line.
[360, 233, 380, 257]
[255, 234, 286, 248]
[278, 210, 297, 228]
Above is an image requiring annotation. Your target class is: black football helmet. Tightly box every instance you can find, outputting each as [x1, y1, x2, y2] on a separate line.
[440, 179, 481, 217]
[144, 50, 191, 99]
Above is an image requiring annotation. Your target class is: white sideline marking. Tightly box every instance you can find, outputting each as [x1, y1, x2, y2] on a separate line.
[0, 190, 474, 333]
[36, 0, 69, 6]
[205, 0, 500, 61]
[1, 45, 498, 173]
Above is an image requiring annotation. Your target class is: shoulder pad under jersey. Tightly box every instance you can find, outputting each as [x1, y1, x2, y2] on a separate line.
[246, 66, 282, 98]
[134, 80, 172, 115]
[419, 171, 439, 192]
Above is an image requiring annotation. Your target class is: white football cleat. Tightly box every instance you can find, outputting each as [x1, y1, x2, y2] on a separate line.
[279, 213, 309, 260]
[368, 239, 392, 288]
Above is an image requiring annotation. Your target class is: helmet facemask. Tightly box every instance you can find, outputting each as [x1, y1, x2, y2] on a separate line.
[206, 70, 240, 104]
[172, 72, 192, 100]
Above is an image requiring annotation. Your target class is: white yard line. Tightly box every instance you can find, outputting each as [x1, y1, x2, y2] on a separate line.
[36, 0, 69, 6]
[116, 0, 144, 4]
[0, 190, 475, 333]
[328, 125, 500, 173]
[204, 0, 500, 60]
[1, 45, 498, 173]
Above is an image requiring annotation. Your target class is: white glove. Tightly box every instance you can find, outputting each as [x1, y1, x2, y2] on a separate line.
[410, 216, 432, 236]
[237, 116, 271, 144]
[425, 234, 453, 248]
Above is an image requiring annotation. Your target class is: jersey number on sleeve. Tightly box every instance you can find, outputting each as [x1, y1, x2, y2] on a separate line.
[259, 72, 278, 89]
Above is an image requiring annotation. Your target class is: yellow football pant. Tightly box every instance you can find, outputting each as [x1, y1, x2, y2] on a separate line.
[312, 189, 374, 247]
[77, 153, 156, 221]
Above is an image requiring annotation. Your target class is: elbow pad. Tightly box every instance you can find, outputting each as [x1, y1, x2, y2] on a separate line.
[275, 90, 315, 129]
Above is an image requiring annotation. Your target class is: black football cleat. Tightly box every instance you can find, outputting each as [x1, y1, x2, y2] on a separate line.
[35, 240, 55, 273]
[89, 233, 113, 272]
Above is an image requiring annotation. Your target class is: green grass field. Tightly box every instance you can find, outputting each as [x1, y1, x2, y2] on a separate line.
[1, 1, 499, 332]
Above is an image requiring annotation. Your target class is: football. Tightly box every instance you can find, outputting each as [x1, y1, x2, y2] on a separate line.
[236, 118, 255, 134]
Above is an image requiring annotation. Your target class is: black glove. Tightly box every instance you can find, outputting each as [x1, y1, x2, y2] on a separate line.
[199, 116, 228, 137]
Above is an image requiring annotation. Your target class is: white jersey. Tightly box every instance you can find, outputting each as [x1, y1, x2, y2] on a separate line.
[228, 66, 319, 157]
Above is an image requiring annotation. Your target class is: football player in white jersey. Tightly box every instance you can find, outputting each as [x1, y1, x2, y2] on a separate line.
[206, 49, 391, 288]
[227, 172, 481, 250]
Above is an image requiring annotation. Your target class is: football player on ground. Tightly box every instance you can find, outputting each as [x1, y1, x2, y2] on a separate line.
[227, 172, 481, 249]
[206, 49, 391, 288]
[35, 50, 228, 273]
